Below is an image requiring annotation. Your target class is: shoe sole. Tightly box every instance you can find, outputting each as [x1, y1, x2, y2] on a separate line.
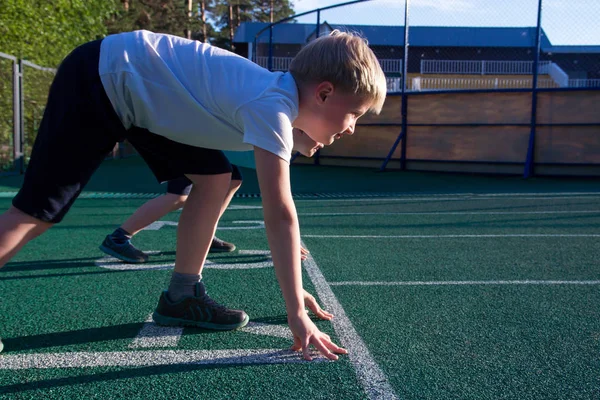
[99, 244, 147, 264]
[152, 312, 249, 331]
[0, 339, 3, 353]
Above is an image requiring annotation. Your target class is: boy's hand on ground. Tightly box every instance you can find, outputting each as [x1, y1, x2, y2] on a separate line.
[289, 313, 347, 361]
[303, 289, 333, 320]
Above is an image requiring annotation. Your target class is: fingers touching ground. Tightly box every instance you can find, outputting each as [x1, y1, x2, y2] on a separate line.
[306, 334, 348, 361]
[303, 290, 334, 320]
[291, 332, 348, 361]
[300, 246, 309, 261]
[305, 298, 334, 320]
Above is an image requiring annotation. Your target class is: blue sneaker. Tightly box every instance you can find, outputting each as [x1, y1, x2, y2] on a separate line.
[153, 282, 249, 330]
[99, 235, 149, 263]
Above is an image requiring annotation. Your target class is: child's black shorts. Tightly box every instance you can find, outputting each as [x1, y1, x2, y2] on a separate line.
[166, 165, 243, 196]
[13, 39, 241, 223]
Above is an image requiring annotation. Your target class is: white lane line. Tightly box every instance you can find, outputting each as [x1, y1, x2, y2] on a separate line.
[129, 314, 183, 348]
[330, 280, 600, 287]
[302, 241, 398, 400]
[95, 257, 174, 270]
[129, 318, 290, 351]
[294, 194, 600, 203]
[299, 210, 600, 216]
[462, 192, 600, 197]
[0, 349, 325, 370]
[241, 322, 292, 339]
[227, 205, 263, 210]
[96, 250, 273, 271]
[143, 221, 265, 231]
[303, 234, 600, 238]
[298, 197, 470, 203]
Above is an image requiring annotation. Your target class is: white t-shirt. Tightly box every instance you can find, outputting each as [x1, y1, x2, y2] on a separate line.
[99, 30, 298, 162]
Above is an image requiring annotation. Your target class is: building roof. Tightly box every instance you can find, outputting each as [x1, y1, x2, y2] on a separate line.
[544, 45, 600, 54]
[234, 22, 315, 45]
[234, 22, 598, 53]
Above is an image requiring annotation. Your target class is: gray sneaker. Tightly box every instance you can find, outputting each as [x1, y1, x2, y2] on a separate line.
[210, 236, 236, 253]
[99, 235, 149, 263]
[152, 281, 249, 330]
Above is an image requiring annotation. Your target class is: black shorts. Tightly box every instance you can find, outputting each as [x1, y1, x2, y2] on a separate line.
[13, 39, 237, 223]
[166, 164, 243, 196]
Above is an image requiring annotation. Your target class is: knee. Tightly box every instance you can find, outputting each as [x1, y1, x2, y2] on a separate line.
[164, 193, 189, 210]
[186, 173, 231, 194]
[4, 206, 53, 237]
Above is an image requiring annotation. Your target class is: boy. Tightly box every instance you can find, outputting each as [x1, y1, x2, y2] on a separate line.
[101, 129, 322, 264]
[0, 30, 386, 360]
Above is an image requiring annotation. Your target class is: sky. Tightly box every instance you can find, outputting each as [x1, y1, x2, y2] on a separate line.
[291, 0, 599, 45]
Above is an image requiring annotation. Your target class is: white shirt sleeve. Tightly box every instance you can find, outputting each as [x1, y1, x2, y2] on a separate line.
[236, 98, 294, 163]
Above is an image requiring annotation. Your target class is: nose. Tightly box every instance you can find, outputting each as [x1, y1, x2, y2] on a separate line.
[344, 124, 355, 135]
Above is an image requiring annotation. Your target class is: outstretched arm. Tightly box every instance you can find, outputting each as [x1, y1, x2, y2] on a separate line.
[254, 146, 346, 361]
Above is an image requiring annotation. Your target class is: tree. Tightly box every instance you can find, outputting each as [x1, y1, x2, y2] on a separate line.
[210, 0, 295, 50]
[105, 1, 295, 50]
[106, 0, 197, 38]
[106, 1, 218, 43]
[0, 0, 118, 67]
[0, 0, 119, 164]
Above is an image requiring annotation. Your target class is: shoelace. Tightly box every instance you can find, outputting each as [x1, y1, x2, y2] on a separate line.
[198, 293, 229, 312]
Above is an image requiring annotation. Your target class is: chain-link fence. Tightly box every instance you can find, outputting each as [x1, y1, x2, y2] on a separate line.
[20, 60, 56, 167]
[0, 57, 57, 175]
[0, 53, 17, 174]
[1, 1, 598, 177]
[0, 53, 133, 176]
[249, 0, 600, 176]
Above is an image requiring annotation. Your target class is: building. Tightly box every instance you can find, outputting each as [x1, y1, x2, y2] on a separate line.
[233, 22, 600, 90]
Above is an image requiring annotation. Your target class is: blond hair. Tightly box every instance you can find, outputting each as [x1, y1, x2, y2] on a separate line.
[289, 30, 387, 114]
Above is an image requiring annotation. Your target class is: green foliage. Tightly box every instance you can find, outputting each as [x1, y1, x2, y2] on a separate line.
[21, 67, 56, 165]
[0, 0, 118, 67]
[210, 0, 295, 49]
[0, 0, 118, 164]
[0, 58, 15, 170]
[105, 1, 296, 49]
[0, 0, 297, 168]
[106, 0, 200, 38]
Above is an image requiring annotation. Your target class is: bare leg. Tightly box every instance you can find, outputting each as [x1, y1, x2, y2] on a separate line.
[0, 207, 53, 268]
[174, 173, 231, 275]
[121, 177, 240, 237]
[121, 193, 187, 236]
[154, 173, 249, 330]
[219, 178, 242, 218]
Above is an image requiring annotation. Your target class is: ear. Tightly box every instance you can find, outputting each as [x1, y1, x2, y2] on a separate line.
[315, 81, 334, 104]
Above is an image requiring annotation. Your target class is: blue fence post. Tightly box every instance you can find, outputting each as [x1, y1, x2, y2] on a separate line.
[524, 0, 544, 178]
[380, 0, 410, 171]
[268, 26, 273, 71]
[316, 10, 321, 36]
